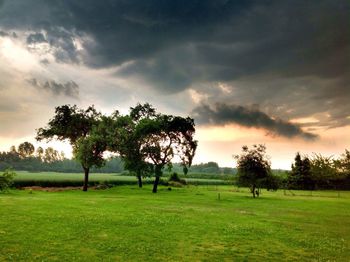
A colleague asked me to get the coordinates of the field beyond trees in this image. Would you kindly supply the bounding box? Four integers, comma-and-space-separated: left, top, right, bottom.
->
1, 185, 349, 261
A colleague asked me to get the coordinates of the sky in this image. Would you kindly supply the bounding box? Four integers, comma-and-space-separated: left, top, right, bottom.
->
0, 0, 349, 169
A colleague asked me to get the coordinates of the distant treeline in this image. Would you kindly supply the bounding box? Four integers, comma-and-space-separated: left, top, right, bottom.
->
0, 142, 236, 176
0, 143, 124, 173
3, 142, 349, 190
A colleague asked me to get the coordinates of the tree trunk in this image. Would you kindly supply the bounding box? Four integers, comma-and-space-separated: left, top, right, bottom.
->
137, 172, 143, 188
252, 184, 256, 198
83, 167, 89, 191
152, 176, 160, 193
152, 166, 162, 193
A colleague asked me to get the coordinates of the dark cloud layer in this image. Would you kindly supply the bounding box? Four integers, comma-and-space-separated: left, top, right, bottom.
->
28, 78, 79, 98
192, 103, 318, 140
0, 0, 349, 130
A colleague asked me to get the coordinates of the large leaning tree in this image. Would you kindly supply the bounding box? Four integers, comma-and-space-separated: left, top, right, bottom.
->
110, 103, 156, 188
36, 105, 107, 191
138, 114, 197, 193
234, 144, 271, 198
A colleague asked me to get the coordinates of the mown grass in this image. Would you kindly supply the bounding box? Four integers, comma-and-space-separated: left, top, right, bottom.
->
0, 185, 349, 261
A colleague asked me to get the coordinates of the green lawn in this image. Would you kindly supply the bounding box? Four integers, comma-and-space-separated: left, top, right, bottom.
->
1, 186, 349, 261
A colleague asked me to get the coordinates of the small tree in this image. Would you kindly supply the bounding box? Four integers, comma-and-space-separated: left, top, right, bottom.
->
288, 153, 314, 190
138, 114, 197, 193
111, 104, 156, 188
234, 144, 271, 198
310, 154, 336, 189
36, 105, 104, 191
74, 135, 106, 191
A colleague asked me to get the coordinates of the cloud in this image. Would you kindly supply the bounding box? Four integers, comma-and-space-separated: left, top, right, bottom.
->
0, 0, 349, 130
28, 78, 79, 98
26, 32, 47, 44
192, 103, 318, 140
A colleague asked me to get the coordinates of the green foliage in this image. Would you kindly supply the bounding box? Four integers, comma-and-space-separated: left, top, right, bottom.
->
263, 173, 282, 191
111, 105, 156, 187
0, 168, 16, 191
138, 113, 197, 192
310, 154, 337, 188
287, 151, 350, 190
36, 105, 101, 144
169, 172, 181, 182
73, 136, 106, 170
36, 105, 106, 191
168, 172, 187, 185
18, 142, 35, 158
234, 144, 271, 197
337, 150, 350, 176
288, 153, 314, 190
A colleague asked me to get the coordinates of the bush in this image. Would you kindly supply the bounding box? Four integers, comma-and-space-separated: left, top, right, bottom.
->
169, 172, 181, 182
264, 173, 281, 191
0, 168, 16, 191
169, 172, 187, 185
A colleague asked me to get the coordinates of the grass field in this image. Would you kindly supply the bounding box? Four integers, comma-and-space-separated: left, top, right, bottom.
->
1, 185, 349, 261
12, 171, 231, 187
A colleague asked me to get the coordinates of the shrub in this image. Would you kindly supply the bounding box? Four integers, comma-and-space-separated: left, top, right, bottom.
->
0, 168, 16, 191
169, 172, 181, 182
169, 172, 187, 185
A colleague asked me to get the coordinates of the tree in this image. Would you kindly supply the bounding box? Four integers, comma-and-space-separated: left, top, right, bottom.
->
43, 147, 60, 163
18, 142, 35, 158
138, 114, 197, 193
310, 154, 337, 189
73, 135, 106, 191
36, 146, 44, 160
234, 144, 271, 198
36, 105, 104, 191
112, 103, 157, 188
337, 150, 350, 175
288, 153, 314, 190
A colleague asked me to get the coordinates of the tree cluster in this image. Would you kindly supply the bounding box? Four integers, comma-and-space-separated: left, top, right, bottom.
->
287, 151, 350, 190
36, 103, 197, 192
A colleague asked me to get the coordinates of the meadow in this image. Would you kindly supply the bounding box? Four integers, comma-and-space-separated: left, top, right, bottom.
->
1, 185, 349, 261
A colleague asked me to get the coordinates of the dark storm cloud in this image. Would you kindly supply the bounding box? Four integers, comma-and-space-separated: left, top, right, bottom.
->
0, 0, 349, 128
192, 103, 318, 140
28, 78, 79, 98
0, 1, 348, 81
26, 32, 47, 44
